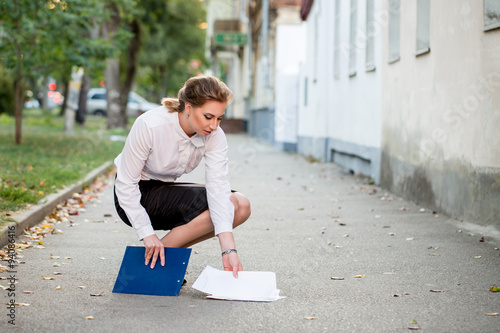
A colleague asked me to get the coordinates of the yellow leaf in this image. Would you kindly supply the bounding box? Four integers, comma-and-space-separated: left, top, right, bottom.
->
353, 275, 366, 278
85, 316, 94, 320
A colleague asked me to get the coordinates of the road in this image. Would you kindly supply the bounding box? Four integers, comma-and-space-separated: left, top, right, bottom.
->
2, 134, 499, 332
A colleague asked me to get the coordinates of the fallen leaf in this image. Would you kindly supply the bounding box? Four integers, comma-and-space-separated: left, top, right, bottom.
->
304, 317, 317, 320
7, 302, 30, 306
490, 286, 500, 292
408, 326, 422, 330
41, 275, 55, 280
353, 275, 365, 278
104, 214, 112, 217
53, 263, 60, 267
406, 237, 416, 241
23, 291, 34, 294
474, 256, 482, 259
54, 272, 62, 275
78, 286, 87, 289
50, 256, 60, 260
484, 313, 500, 316
330, 277, 345, 280
64, 257, 72, 259
429, 289, 444, 293
85, 316, 94, 320
55, 286, 61, 290
90, 291, 105, 297
479, 237, 485, 242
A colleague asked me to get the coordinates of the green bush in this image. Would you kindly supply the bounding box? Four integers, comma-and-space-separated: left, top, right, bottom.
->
0, 68, 14, 116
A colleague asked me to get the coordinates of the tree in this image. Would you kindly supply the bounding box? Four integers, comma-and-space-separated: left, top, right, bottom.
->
137, 0, 207, 100
0, 0, 114, 143
101, 0, 207, 129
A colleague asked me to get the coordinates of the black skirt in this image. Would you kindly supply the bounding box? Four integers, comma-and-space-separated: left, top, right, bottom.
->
114, 180, 209, 231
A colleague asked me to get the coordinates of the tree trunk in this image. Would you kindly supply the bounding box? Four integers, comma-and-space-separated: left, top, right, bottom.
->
119, 19, 140, 119
160, 65, 168, 99
59, 77, 70, 116
102, 2, 127, 129
14, 0, 23, 144
76, 73, 89, 125
14, 70, 23, 145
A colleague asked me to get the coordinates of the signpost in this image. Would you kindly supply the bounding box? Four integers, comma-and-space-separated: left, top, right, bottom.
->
214, 32, 248, 46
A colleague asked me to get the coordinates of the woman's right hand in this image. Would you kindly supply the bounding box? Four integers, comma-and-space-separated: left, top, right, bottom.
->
142, 234, 165, 269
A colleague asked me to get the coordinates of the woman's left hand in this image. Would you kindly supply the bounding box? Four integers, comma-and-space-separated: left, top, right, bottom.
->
222, 252, 243, 278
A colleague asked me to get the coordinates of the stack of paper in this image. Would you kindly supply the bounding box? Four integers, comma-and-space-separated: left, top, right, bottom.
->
192, 266, 285, 302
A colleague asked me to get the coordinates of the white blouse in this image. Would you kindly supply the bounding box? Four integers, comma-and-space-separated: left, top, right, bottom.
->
114, 106, 234, 241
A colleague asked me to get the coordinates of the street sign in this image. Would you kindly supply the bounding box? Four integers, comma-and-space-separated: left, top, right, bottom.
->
215, 32, 248, 46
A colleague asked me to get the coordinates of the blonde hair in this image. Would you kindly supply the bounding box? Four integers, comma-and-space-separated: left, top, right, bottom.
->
161, 75, 233, 112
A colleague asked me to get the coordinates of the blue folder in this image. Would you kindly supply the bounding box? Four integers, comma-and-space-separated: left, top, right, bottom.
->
112, 246, 191, 296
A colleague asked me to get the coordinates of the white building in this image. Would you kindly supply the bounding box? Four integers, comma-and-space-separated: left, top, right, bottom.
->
299, 0, 383, 183
380, 0, 500, 227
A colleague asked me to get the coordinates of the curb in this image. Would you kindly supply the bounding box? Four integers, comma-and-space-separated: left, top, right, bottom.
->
0, 161, 114, 249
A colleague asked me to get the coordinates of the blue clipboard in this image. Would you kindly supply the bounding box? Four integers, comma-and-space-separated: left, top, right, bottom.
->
112, 246, 191, 296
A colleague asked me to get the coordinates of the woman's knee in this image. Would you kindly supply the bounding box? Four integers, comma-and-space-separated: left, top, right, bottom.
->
231, 192, 251, 222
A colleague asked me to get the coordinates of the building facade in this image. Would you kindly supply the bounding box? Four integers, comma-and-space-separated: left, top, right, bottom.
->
205, 0, 500, 228
380, 0, 500, 226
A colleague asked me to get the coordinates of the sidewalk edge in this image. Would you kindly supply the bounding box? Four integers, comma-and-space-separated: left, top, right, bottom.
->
0, 161, 114, 249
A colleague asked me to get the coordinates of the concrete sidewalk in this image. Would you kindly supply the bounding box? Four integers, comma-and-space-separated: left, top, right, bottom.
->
2, 134, 499, 332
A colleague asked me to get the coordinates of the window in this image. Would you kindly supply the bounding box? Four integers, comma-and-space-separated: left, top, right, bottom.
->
304, 77, 308, 106
333, 0, 341, 79
416, 0, 430, 56
92, 93, 106, 100
314, 10, 320, 82
388, 0, 400, 64
365, 0, 375, 71
484, 0, 500, 31
349, 0, 358, 77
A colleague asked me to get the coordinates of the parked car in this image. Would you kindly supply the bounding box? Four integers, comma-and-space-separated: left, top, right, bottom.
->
86, 88, 161, 117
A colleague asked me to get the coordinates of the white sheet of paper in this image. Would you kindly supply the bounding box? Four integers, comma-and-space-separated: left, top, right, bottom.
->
192, 266, 285, 302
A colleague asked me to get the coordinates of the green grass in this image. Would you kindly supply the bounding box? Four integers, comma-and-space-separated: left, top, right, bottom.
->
0, 110, 127, 220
